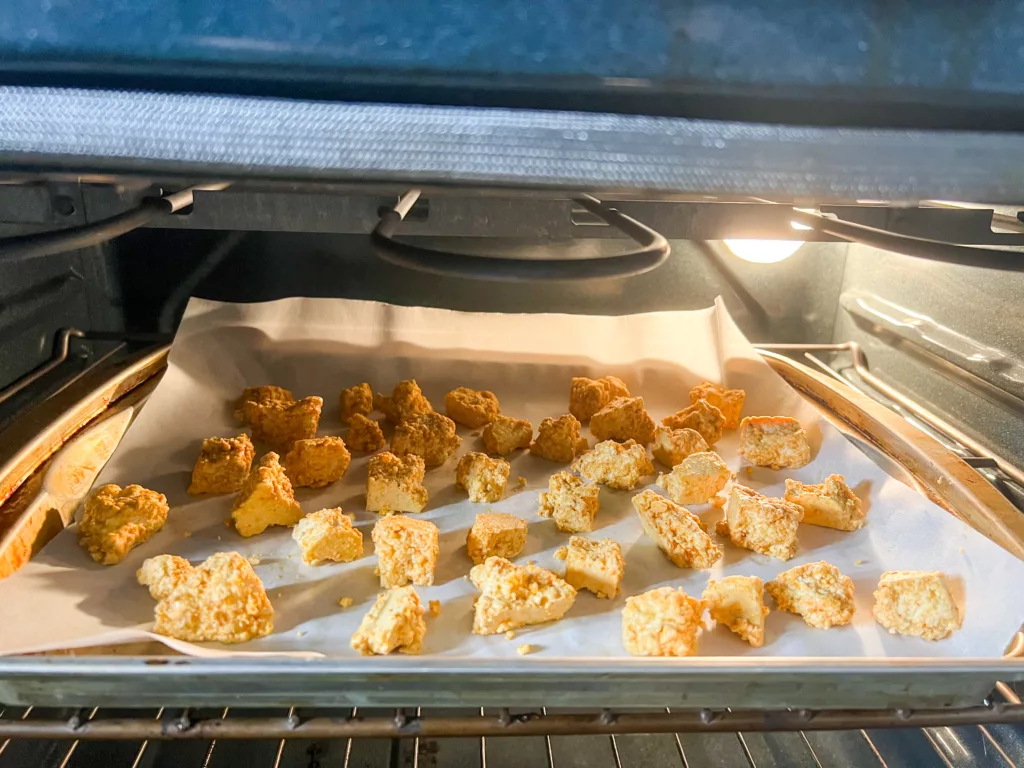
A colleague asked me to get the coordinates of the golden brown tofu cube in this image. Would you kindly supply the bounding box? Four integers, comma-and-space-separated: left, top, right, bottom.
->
784, 474, 865, 531
872, 570, 962, 640
249, 396, 323, 452
372, 515, 439, 588
340, 382, 373, 423
137, 552, 274, 643
717, 485, 803, 561
572, 439, 653, 490
537, 471, 601, 533
79, 484, 169, 565
390, 411, 461, 467
481, 414, 533, 455
655, 451, 730, 505
350, 586, 427, 655
590, 396, 656, 445
530, 414, 586, 462
374, 379, 433, 425
231, 452, 303, 538
662, 400, 725, 444
564, 536, 625, 599
445, 386, 500, 428
738, 416, 812, 469
366, 452, 429, 515
292, 507, 363, 565
283, 436, 351, 488
622, 587, 706, 657
235, 385, 294, 424
469, 556, 577, 635
188, 434, 255, 495
690, 381, 746, 430
568, 375, 630, 422
456, 452, 511, 502
631, 489, 722, 569
651, 425, 709, 468
346, 413, 386, 452
466, 512, 528, 565
703, 575, 769, 647
767, 561, 855, 629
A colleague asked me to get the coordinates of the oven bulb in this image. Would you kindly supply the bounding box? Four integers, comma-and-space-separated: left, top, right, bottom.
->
723, 239, 803, 263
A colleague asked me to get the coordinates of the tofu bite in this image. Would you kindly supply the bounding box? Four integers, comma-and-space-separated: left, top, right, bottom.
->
249, 396, 324, 452
482, 415, 533, 455
689, 382, 746, 430
569, 375, 631, 422
345, 413, 386, 452
703, 575, 769, 647
531, 414, 587, 462
390, 411, 462, 467
784, 474, 865, 531
655, 451, 730, 505
350, 586, 427, 655
651, 425, 710, 468
283, 436, 351, 488
231, 452, 304, 537
445, 386, 500, 428
340, 382, 373, 423
537, 471, 601, 533
717, 485, 802, 561
372, 515, 439, 588
188, 434, 255, 495
738, 416, 812, 469
873, 570, 962, 640
632, 489, 722, 569
572, 439, 653, 490
767, 561, 855, 629
564, 536, 625, 599
466, 512, 528, 565
292, 507, 363, 565
662, 400, 725, 445
590, 396, 656, 445
366, 452, 429, 515
79, 483, 169, 565
469, 556, 577, 635
137, 552, 274, 643
456, 452, 511, 502
374, 379, 433, 425
235, 385, 293, 424
622, 587, 706, 657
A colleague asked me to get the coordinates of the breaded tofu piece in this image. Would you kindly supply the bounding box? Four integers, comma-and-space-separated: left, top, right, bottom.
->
590, 396, 656, 445
374, 379, 433, 425
456, 452, 511, 502
656, 451, 730, 505
767, 561, 855, 629
79, 484, 169, 565
283, 436, 351, 488
235, 385, 293, 424
873, 570, 962, 640
445, 386, 500, 428
784, 474, 865, 531
137, 552, 274, 643
469, 556, 577, 635
340, 382, 373, 423
564, 536, 625, 599
738, 416, 812, 469
703, 575, 769, 647
632, 489, 722, 569
390, 411, 461, 467
690, 382, 746, 430
350, 586, 427, 655
537, 471, 601, 533
366, 452, 429, 515
622, 587, 706, 657
345, 413, 386, 452
188, 434, 255, 495
717, 485, 802, 561
531, 414, 586, 462
372, 515, 439, 588
482, 414, 533, 455
572, 439, 653, 490
662, 400, 725, 445
292, 507, 363, 565
569, 375, 630, 422
466, 512, 528, 565
231, 452, 304, 537
651, 425, 709, 468
249, 396, 323, 452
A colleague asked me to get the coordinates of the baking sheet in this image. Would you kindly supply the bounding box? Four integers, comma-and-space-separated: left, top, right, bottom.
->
0, 297, 1022, 660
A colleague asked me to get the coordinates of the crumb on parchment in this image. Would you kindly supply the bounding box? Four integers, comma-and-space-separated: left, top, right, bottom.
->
429, 600, 441, 617
517, 644, 537, 655
339, 597, 354, 608
554, 546, 568, 561
505, 630, 517, 640
517, 477, 527, 487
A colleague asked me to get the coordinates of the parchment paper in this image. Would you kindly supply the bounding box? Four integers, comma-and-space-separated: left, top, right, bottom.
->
0, 297, 1022, 659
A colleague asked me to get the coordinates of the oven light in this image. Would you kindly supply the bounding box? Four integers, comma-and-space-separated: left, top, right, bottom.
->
723, 239, 803, 263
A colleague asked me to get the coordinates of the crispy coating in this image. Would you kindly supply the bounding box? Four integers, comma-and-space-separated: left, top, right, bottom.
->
662, 400, 725, 445
651, 426, 709, 468
569, 375, 630, 422
189, 434, 255, 495
456, 452, 511, 503
79, 483, 169, 565
572, 439, 653, 490
445, 386, 500, 428
292, 507, 363, 565
374, 379, 433, 425
345, 413, 386, 452
350, 586, 426, 655
537, 471, 601, 533
767, 561, 855, 629
590, 396, 656, 445
564, 536, 625, 599
466, 512, 528, 565
482, 414, 534, 455
530, 414, 585, 463
873, 570, 962, 640
469, 556, 577, 635
372, 515, 439, 588
717, 485, 803, 561
738, 416, 812, 469
655, 451, 730, 505
137, 552, 274, 643
703, 575, 769, 647
231, 452, 303, 537
283, 436, 351, 488
340, 382, 373, 423
632, 489, 722, 569
390, 411, 461, 467
622, 587, 706, 657
249, 396, 323, 452
366, 452, 429, 515
235, 385, 293, 424
785, 474, 865, 531
689, 382, 746, 430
